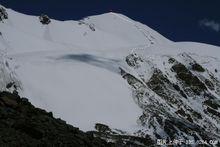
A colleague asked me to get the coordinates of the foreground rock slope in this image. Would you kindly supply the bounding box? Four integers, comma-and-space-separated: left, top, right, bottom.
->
0, 91, 111, 146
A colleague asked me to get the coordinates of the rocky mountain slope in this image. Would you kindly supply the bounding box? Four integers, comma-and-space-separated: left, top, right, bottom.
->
0, 4, 220, 146
121, 51, 220, 145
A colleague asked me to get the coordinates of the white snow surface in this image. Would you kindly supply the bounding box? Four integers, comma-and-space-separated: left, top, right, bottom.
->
0, 5, 220, 133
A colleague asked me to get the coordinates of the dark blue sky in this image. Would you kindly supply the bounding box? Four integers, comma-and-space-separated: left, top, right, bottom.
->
1, 0, 220, 46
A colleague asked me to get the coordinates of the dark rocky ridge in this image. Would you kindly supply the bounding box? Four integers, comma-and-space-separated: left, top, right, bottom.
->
0, 91, 113, 146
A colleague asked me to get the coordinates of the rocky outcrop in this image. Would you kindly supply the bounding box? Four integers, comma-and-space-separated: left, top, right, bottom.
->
171, 62, 207, 95
125, 53, 143, 67
0, 7, 8, 22
39, 14, 51, 25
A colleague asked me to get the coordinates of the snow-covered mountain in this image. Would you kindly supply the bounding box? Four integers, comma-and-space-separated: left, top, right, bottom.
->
0, 5, 220, 146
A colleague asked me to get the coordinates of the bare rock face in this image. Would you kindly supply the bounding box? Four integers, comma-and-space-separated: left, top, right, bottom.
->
171, 62, 207, 95
39, 14, 51, 25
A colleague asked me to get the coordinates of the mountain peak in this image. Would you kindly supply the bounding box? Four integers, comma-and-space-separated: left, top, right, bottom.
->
0, 5, 220, 146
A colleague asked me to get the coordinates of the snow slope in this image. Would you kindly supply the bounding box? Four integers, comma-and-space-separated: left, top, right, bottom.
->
1, 5, 220, 142
12, 50, 142, 132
